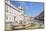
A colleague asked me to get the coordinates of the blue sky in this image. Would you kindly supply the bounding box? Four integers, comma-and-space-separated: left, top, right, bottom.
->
10, 1, 44, 17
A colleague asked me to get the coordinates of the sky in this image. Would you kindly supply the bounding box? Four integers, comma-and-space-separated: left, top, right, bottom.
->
10, 1, 44, 17
10, 0, 44, 2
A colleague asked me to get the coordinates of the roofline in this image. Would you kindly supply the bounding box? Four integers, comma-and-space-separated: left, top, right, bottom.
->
5, 1, 23, 12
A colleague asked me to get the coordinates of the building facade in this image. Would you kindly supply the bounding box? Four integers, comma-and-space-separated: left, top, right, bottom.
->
34, 11, 44, 24
5, 0, 19, 23
5, 0, 24, 24
5, 0, 33, 24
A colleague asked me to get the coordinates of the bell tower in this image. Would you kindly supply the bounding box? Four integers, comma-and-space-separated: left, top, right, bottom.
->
18, 6, 24, 14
